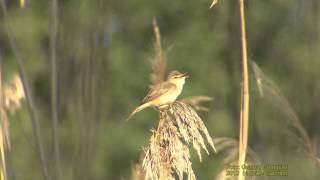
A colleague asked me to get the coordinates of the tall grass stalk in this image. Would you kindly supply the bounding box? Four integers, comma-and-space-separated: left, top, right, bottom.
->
49, 0, 62, 178
0, 52, 7, 180
0, 1, 51, 179
238, 0, 249, 180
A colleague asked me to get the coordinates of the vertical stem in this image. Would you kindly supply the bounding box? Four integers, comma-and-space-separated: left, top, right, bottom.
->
49, 0, 62, 179
0, 51, 7, 180
238, 0, 249, 180
0, 1, 51, 179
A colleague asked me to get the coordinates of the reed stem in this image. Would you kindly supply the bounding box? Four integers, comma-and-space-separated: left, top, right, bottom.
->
238, 0, 249, 180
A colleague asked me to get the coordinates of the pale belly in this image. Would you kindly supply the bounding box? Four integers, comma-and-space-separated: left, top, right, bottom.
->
156, 89, 182, 105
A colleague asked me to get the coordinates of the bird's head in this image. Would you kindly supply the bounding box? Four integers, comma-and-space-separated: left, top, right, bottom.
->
167, 70, 188, 84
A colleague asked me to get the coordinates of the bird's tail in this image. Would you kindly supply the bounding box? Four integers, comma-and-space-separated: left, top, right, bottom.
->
126, 102, 151, 121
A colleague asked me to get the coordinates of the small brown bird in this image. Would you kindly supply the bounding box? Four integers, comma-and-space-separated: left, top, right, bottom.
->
127, 70, 188, 121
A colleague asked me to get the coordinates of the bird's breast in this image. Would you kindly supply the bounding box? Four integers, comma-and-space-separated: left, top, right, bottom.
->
157, 86, 183, 105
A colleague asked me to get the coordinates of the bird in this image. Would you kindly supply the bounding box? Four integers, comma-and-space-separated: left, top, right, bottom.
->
127, 70, 188, 121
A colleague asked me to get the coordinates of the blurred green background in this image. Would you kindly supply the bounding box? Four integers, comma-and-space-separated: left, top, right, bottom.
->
0, 0, 319, 179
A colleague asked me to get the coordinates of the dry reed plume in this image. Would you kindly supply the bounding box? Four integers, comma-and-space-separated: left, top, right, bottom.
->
252, 61, 320, 165
2, 74, 25, 150
0, 72, 25, 180
142, 101, 216, 180
150, 19, 166, 86
4, 74, 25, 113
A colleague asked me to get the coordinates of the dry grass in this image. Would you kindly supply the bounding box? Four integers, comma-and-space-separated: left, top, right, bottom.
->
237, 0, 249, 180
0, 73, 26, 180
150, 19, 167, 86
4, 74, 25, 113
142, 101, 216, 180
131, 162, 145, 180
0, 65, 26, 180
210, 0, 219, 9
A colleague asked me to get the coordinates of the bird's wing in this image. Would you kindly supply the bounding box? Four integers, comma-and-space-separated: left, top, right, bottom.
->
141, 82, 176, 105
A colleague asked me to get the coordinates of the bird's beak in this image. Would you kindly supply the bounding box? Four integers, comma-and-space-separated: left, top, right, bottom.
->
181, 72, 189, 78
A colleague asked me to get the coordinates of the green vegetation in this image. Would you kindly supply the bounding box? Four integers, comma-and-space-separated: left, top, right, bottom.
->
0, 0, 319, 179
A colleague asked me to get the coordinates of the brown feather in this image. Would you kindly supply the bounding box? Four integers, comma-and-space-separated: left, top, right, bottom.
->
141, 82, 177, 105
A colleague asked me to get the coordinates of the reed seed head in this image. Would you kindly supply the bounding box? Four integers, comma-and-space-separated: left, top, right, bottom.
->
142, 101, 216, 180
